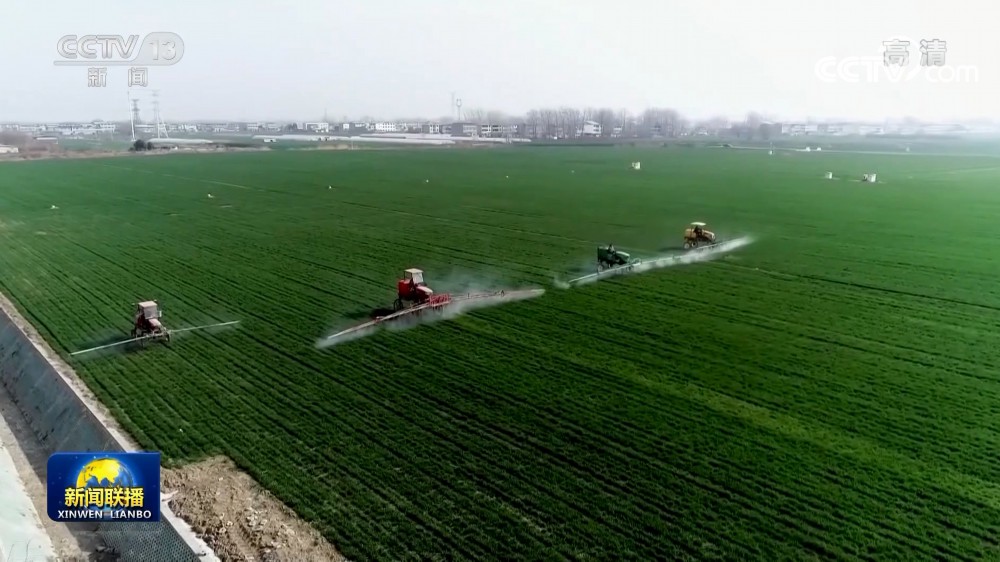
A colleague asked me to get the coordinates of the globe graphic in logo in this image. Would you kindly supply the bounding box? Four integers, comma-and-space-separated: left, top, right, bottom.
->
75, 458, 136, 511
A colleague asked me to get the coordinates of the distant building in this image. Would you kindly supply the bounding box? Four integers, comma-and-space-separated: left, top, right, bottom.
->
582, 120, 602, 136
480, 124, 503, 137
451, 122, 478, 136
304, 122, 330, 133
422, 123, 441, 134
0, 145, 19, 154
781, 123, 819, 135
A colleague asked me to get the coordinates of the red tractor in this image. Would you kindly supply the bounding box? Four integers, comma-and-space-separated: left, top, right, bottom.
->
131, 300, 170, 343
394, 268, 450, 311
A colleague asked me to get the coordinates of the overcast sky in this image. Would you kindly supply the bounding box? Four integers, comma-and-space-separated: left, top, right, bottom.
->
0, 0, 995, 123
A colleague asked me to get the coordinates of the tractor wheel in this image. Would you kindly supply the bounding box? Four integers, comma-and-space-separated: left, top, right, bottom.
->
393, 298, 403, 311
164, 331, 171, 343
683, 242, 692, 250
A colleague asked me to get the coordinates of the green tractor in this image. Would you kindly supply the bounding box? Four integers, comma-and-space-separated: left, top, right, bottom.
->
597, 244, 636, 271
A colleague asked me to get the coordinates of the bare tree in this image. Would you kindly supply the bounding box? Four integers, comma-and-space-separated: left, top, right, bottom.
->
704, 116, 729, 135
558, 107, 581, 137
595, 108, 616, 137
638, 108, 655, 137
485, 111, 508, 125
539, 108, 558, 138
525, 109, 541, 138
743, 111, 763, 140
464, 108, 487, 124
619, 109, 635, 137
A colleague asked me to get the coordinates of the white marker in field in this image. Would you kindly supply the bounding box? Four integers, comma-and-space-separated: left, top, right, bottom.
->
207, 193, 214, 198
631, 162, 641, 170
825, 172, 833, 179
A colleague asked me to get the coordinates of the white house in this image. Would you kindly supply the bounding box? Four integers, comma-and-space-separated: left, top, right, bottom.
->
582, 120, 602, 136
0, 145, 19, 154
781, 123, 819, 135
451, 122, 478, 136
304, 122, 330, 133
480, 124, 503, 137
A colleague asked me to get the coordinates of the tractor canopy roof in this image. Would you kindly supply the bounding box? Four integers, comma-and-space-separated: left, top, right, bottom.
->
403, 268, 424, 283
690, 222, 707, 227
137, 301, 160, 319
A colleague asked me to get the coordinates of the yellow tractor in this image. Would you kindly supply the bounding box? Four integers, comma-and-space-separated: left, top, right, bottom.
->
683, 222, 718, 250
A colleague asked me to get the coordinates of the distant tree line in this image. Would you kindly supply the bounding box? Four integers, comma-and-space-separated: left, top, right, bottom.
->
413, 107, 780, 140
98, 106, 783, 141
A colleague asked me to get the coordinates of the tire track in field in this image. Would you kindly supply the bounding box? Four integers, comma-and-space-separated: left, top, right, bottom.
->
238, 332, 561, 559
548, 288, 1000, 520
335, 199, 597, 245
459, 315, 999, 554
657, 287, 1000, 418
462, 302, 1000, 552
104, 163, 633, 264
717, 262, 1000, 313
920, 165, 1000, 178
365, 341, 712, 557
99, 164, 292, 196
699, 266, 1000, 381
669, 276, 1000, 376
643, 374, 1000, 511
382, 322, 892, 555
640, 300, 996, 480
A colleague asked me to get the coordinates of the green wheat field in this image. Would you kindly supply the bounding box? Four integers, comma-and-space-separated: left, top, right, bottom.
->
2, 141, 1000, 560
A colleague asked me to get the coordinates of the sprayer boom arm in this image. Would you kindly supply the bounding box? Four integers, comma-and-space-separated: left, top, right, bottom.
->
70, 320, 240, 357
322, 289, 544, 344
